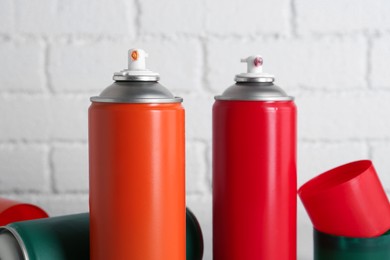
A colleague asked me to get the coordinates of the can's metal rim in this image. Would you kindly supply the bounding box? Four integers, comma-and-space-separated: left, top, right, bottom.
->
0, 226, 29, 260
214, 95, 294, 101
113, 75, 160, 82
90, 97, 183, 103
235, 76, 274, 83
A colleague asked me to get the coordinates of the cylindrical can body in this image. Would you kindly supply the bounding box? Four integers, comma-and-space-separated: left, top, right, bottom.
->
299, 160, 390, 238
0, 198, 48, 226
0, 210, 203, 260
89, 102, 185, 260
0, 213, 89, 260
213, 100, 297, 259
314, 229, 390, 260
187, 208, 204, 260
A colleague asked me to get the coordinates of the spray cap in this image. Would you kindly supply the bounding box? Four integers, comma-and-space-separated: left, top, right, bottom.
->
113, 48, 160, 81
235, 55, 274, 83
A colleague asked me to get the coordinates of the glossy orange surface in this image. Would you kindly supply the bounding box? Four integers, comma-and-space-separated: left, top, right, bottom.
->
89, 102, 185, 260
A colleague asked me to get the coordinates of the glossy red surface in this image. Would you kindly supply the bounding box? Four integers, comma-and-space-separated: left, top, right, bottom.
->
213, 100, 297, 260
299, 160, 390, 238
0, 198, 48, 226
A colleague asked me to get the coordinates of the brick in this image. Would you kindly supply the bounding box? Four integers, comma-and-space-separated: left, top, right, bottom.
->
16, 0, 135, 35
0, 95, 89, 141
49, 42, 126, 93
0, 144, 49, 192
33, 194, 89, 216
298, 141, 368, 186
370, 141, 390, 192
207, 37, 366, 94
186, 141, 208, 194
183, 94, 213, 140
49, 39, 202, 93
371, 36, 390, 89
0, 41, 45, 92
186, 194, 212, 260
0, 0, 14, 33
140, 0, 205, 35
298, 92, 390, 140
140, 39, 203, 93
205, 0, 289, 35
0, 96, 51, 141
52, 144, 88, 192
296, 0, 390, 34
49, 96, 89, 140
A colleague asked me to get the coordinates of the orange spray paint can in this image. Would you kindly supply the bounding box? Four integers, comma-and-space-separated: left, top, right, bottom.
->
89, 49, 185, 260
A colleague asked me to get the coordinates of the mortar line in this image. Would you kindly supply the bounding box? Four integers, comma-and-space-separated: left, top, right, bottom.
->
47, 144, 59, 194
289, 0, 298, 37
0, 140, 88, 146
365, 34, 373, 89
366, 139, 373, 160
43, 38, 55, 94
200, 37, 212, 94
203, 139, 213, 194
134, 0, 142, 38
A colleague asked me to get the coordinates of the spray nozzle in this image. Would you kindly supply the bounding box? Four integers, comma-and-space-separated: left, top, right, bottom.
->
128, 49, 149, 71
235, 54, 274, 82
241, 55, 264, 74
114, 48, 159, 81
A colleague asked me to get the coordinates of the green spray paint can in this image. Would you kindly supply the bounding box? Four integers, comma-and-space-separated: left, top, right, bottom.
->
0, 213, 89, 260
0, 209, 203, 260
314, 228, 390, 260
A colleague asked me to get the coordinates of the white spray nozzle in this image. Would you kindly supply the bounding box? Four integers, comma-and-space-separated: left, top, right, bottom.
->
128, 48, 149, 71
241, 55, 263, 74
235, 54, 274, 82
114, 48, 160, 81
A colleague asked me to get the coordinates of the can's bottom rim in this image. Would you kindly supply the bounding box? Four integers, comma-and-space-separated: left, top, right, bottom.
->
0, 226, 29, 260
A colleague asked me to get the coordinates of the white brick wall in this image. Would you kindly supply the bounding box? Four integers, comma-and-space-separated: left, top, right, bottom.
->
371, 36, 390, 89
1, 1, 390, 260
140, 0, 205, 35
0, 40, 45, 92
0, 144, 49, 192
205, 0, 289, 35
207, 36, 366, 92
296, 0, 390, 34
0, 0, 14, 33
52, 143, 89, 192
16, 0, 136, 36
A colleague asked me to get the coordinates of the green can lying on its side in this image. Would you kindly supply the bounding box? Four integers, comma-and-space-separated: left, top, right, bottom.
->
0, 208, 204, 260
186, 208, 204, 260
0, 213, 89, 260
314, 228, 390, 260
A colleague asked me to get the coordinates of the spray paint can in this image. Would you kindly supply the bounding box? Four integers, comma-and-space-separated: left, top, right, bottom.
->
314, 228, 390, 260
186, 208, 204, 260
213, 56, 297, 259
0, 213, 89, 260
0, 197, 48, 226
0, 209, 204, 260
89, 49, 185, 260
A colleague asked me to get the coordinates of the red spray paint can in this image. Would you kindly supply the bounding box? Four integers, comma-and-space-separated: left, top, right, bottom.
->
89, 49, 185, 260
213, 56, 297, 259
